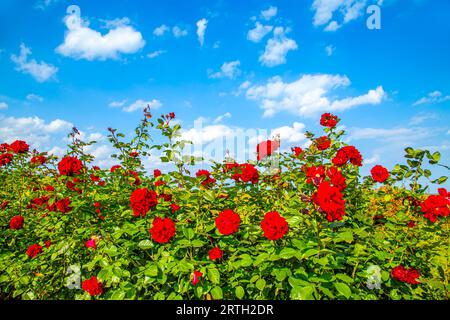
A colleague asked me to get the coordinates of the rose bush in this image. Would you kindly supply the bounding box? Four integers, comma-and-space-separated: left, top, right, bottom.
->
0, 110, 448, 300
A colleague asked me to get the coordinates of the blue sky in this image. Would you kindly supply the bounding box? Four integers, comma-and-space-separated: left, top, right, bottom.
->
0, 0, 449, 187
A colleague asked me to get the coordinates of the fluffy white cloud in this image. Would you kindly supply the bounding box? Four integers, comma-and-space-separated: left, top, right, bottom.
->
271, 122, 306, 143
11, 44, 58, 82
363, 153, 381, 165
247, 22, 273, 43
0, 102, 8, 109
209, 60, 241, 79
413, 91, 450, 106
108, 100, 127, 108
122, 99, 162, 113
259, 27, 297, 67
153, 24, 169, 36
245, 74, 386, 117
147, 50, 166, 59
196, 18, 208, 46
0, 115, 73, 148
312, 0, 367, 31
26, 94, 44, 102
261, 6, 278, 20
56, 10, 145, 61
172, 26, 188, 38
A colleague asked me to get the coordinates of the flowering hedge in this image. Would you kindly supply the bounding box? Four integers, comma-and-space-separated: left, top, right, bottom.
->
0, 110, 448, 300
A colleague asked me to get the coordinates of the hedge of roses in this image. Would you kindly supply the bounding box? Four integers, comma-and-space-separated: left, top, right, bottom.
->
0, 109, 448, 300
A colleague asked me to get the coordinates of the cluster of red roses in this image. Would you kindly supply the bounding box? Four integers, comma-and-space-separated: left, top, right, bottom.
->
420, 188, 449, 223
224, 162, 260, 184
196, 169, 216, 186
0, 140, 30, 167
391, 265, 420, 285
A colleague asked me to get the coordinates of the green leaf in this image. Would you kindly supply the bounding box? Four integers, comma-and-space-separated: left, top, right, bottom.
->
335, 274, 354, 284
334, 282, 351, 299
110, 290, 126, 300
235, 286, 245, 299
290, 286, 315, 300
138, 240, 154, 250
302, 249, 318, 259
279, 248, 298, 259
144, 264, 158, 277
256, 278, 266, 291
211, 286, 223, 300
208, 268, 220, 284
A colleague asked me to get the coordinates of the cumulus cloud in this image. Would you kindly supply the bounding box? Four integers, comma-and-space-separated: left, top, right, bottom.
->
172, 26, 188, 38
153, 24, 169, 36
208, 60, 241, 79
245, 74, 386, 117
11, 44, 58, 82
56, 9, 145, 60
196, 18, 208, 46
259, 27, 297, 67
0, 115, 73, 148
121, 99, 162, 113
312, 0, 367, 31
261, 6, 278, 20
413, 91, 450, 106
247, 22, 273, 43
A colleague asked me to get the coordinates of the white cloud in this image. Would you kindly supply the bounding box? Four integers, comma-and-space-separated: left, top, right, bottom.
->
56, 9, 145, 61
209, 60, 241, 79
261, 6, 278, 20
147, 50, 166, 59
0, 115, 73, 148
312, 0, 367, 31
413, 91, 450, 106
409, 113, 438, 125
34, 0, 61, 10
101, 17, 131, 29
196, 18, 208, 46
172, 26, 188, 38
26, 94, 44, 102
0, 102, 8, 110
348, 127, 431, 143
271, 122, 306, 143
11, 44, 58, 82
213, 112, 232, 124
324, 21, 341, 32
247, 22, 273, 43
153, 24, 169, 36
259, 27, 297, 67
109, 100, 127, 108
122, 99, 162, 113
325, 45, 335, 56
246, 73, 386, 117
363, 154, 381, 165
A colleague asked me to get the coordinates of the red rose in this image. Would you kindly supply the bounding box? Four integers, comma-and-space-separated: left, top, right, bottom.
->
316, 136, 331, 151
215, 209, 240, 235
312, 181, 346, 222
305, 165, 325, 185
110, 165, 121, 173
58, 156, 83, 176
192, 270, 202, 286
208, 247, 223, 261
10, 215, 24, 230
31, 155, 46, 165
150, 217, 176, 243
82, 276, 103, 296
420, 189, 449, 223
26, 244, 42, 258
292, 147, 303, 158
371, 165, 389, 183
85, 238, 97, 249
260, 211, 288, 241
154, 169, 162, 178
9, 140, 29, 154
128, 170, 141, 186
407, 220, 415, 228
320, 113, 339, 128
257, 139, 280, 161
45, 240, 51, 248
391, 266, 420, 285
130, 188, 158, 217
196, 169, 216, 186
327, 167, 346, 191
332, 146, 362, 167
0, 153, 13, 166
171, 203, 180, 213
129, 151, 139, 157
56, 198, 72, 213
45, 185, 55, 192
233, 163, 259, 184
